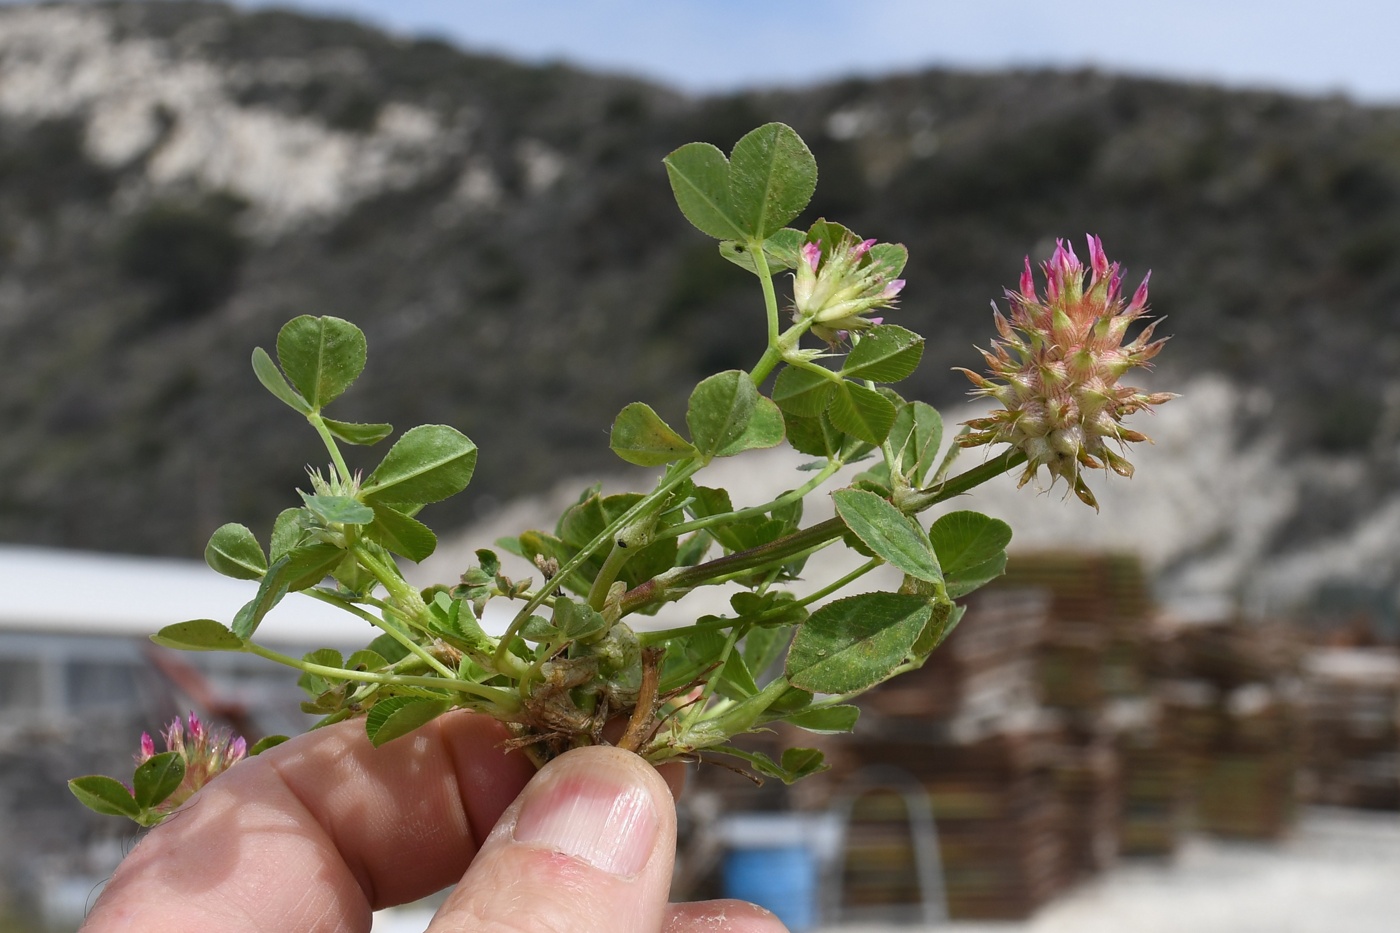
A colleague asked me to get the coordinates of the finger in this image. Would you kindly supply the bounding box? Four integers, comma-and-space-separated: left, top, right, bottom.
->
427, 745, 675, 933
665, 900, 790, 933
82, 712, 537, 932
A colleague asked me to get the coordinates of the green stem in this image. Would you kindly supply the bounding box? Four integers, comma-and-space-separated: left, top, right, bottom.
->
587, 540, 634, 611
244, 642, 521, 710
659, 459, 843, 541
750, 245, 784, 385
496, 460, 703, 667
304, 588, 458, 680
622, 449, 1028, 615
308, 412, 353, 487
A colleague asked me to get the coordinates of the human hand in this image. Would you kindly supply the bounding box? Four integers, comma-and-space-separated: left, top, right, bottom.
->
80, 713, 787, 933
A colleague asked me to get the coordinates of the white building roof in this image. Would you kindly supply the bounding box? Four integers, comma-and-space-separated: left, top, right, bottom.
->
0, 545, 370, 646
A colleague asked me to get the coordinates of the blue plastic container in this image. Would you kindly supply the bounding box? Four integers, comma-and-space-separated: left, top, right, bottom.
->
722, 844, 818, 932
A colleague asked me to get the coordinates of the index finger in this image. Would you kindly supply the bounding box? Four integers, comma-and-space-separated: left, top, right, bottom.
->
83, 711, 538, 932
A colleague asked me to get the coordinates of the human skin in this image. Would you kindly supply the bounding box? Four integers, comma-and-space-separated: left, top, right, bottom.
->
80, 713, 787, 933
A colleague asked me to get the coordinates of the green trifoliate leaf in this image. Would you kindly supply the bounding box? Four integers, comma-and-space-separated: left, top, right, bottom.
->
889, 401, 943, 487
610, 402, 696, 467
365, 697, 450, 747
132, 751, 185, 810
366, 502, 437, 563
204, 523, 267, 581
833, 489, 942, 584
719, 227, 806, 275
150, 619, 246, 652
323, 417, 393, 446
361, 424, 478, 508
251, 346, 311, 415
727, 123, 818, 239
664, 123, 816, 241
841, 325, 925, 383
772, 365, 835, 418
276, 315, 367, 410
827, 381, 896, 445
715, 395, 785, 457
68, 775, 140, 819
786, 592, 932, 694
302, 494, 374, 526
687, 370, 758, 459
929, 511, 1012, 580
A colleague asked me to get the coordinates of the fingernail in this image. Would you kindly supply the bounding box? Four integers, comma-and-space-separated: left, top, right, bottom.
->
513, 766, 659, 877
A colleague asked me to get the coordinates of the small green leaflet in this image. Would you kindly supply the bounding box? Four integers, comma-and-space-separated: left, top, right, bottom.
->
276, 315, 367, 410
610, 402, 695, 466
151, 619, 246, 652
365, 697, 450, 747
204, 523, 267, 581
833, 488, 942, 584
361, 424, 478, 508
786, 592, 932, 694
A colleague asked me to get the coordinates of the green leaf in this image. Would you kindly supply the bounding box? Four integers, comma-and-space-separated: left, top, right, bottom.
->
914, 601, 964, 657
833, 489, 942, 584
276, 315, 367, 410
841, 325, 925, 383
231, 558, 292, 639
772, 365, 835, 417
664, 124, 816, 242
946, 552, 1008, 599
782, 409, 846, 459
610, 402, 696, 466
366, 502, 438, 563
323, 417, 393, 446
719, 227, 806, 275
780, 747, 829, 780
361, 424, 478, 508
889, 402, 944, 486
204, 523, 267, 581
282, 542, 346, 592
687, 370, 757, 459
132, 751, 185, 810
726, 123, 818, 239
827, 381, 896, 445
270, 508, 311, 561
930, 511, 1013, 578
68, 775, 140, 819
151, 619, 246, 652
663, 141, 745, 240
867, 241, 909, 281
365, 697, 450, 747
301, 494, 374, 526
780, 705, 860, 734
554, 598, 607, 642
786, 592, 932, 694
715, 395, 785, 457
249, 735, 290, 756
345, 649, 389, 673
251, 346, 311, 415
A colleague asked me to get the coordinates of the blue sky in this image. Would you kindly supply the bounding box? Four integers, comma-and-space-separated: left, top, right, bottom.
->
228, 0, 1400, 104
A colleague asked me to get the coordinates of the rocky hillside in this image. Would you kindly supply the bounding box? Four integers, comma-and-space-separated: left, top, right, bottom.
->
2, 2, 1399, 616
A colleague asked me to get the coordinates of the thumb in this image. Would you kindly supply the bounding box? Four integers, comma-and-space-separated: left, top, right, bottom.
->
427, 745, 676, 933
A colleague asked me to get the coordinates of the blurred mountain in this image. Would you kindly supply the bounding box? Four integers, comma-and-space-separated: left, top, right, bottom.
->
1, 2, 1398, 612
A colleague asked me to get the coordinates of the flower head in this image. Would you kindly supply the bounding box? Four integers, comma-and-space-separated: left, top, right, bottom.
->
135, 711, 247, 813
957, 235, 1174, 508
792, 231, 904, 346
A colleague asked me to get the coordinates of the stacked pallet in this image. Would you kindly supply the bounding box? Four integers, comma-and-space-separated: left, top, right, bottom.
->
1155, 619, 1303, 839
834, 728, 1068, 921
995, 553, 1175, 862
1300, 648, 1400, 810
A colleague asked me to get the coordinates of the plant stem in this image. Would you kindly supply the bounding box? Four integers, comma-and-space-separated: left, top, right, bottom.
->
621, 448, 1027, 615
496, 460, 703, 666
750, 245, 783, 384
659, 458, 843, 540
308, 412, 354, 487
304, 588, 459, 680
243, 642, 521, 710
